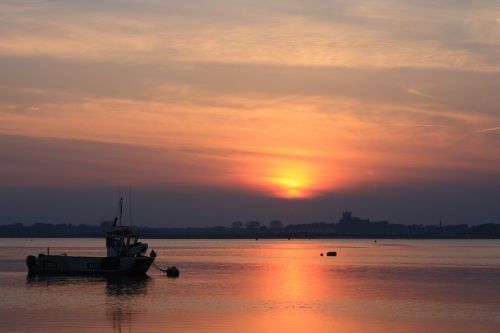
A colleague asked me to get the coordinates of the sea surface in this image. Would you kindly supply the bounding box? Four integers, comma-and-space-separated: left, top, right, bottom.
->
0, 238, 499, 333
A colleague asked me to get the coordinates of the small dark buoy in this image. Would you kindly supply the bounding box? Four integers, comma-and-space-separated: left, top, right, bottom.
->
166, 266, 180, 278
326, 251, 337, 257
374, 240, 377, 243
288, 238, 290, 240
320, 253, 323, 256
256, 238, 258, 241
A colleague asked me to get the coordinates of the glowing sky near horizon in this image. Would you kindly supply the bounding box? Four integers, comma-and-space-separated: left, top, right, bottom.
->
1, 0, 499, 201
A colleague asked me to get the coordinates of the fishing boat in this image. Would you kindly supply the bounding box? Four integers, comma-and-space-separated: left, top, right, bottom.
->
26, 198, 155, 275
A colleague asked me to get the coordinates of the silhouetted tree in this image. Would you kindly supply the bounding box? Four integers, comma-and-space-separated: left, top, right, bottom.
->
245, 221, 260, 230
231, 221, 243, 229
268, 220, 283, 233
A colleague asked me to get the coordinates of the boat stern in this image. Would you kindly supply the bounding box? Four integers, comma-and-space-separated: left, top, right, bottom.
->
26, 255, 37, 275
122, 256, 155, 275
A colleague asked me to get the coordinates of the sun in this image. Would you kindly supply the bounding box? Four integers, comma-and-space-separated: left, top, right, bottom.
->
241, 158, 333, 199
267, 167, 315, 199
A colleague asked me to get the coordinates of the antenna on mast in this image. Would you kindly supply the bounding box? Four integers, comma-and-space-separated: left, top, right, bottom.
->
119, 197, 123, 227
129, 185, 133, 227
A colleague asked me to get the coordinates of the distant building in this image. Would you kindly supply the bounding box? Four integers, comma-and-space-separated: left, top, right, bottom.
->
336, 211, 389, 234
340, 211, 352, 222
338, 211, 373, 224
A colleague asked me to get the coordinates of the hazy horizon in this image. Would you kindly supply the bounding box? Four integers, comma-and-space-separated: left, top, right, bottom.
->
1, 184, 499, 227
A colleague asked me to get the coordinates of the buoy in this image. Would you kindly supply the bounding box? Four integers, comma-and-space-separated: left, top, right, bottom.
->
326, 251, 337, 256
320, 253, 323, 256
166, 266, 180, 278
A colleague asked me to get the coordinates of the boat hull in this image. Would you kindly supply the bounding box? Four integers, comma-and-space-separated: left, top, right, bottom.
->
27, 254, 154, 276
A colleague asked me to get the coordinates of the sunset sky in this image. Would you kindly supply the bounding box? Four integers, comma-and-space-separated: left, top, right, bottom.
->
1, 0, 499, 226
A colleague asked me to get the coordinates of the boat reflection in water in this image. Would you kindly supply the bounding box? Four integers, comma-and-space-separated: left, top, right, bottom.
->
105, 275, 150, 297
105, 275, 150, 333
26, 274, 150, 293
26, 274, 150, 333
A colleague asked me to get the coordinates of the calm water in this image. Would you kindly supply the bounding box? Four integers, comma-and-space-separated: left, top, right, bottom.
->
0, 238, 499, 333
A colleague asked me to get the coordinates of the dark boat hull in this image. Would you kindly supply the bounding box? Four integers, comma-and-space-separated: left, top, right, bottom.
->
26, 254, 154, 276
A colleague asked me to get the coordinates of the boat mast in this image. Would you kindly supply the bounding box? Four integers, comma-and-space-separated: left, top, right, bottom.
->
129, 185, 133, 227
119, 197, 123, 227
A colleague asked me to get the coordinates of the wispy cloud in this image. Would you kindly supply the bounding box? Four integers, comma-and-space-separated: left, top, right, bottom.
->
0, 1, 499, 71
403, 87, 437, 100
477, 126, 500, 133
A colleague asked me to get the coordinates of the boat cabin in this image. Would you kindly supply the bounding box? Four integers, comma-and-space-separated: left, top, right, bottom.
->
106, 226, 147, 257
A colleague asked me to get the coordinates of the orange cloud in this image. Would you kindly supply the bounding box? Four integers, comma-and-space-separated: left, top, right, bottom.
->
1, 1, 499, 197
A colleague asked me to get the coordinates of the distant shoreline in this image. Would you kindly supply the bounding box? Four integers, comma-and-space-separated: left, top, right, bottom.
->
2, 211, 499, 239
1, 234, 499, 240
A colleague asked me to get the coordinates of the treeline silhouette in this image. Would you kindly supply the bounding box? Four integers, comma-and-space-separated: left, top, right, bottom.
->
1, 212, 499, 238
